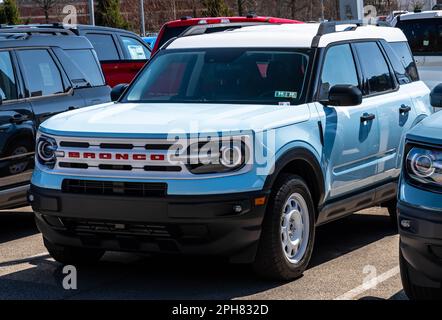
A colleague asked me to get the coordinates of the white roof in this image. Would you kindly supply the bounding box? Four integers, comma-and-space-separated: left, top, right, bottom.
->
398, 10, 442, 20
167, 23, 408, 50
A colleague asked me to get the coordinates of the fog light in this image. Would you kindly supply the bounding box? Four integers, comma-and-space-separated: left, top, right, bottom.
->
401, 219, 412, 229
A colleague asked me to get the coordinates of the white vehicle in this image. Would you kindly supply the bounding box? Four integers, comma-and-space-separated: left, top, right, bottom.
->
393, 10, 442, 93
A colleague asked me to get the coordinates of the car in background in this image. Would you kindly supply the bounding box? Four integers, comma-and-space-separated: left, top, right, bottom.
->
143, 34, 157, 48
393, 10, 442, 97
151, 15, 303, 54
386, 10, 408, 25
0, 24, 152, 87
0, 32, 111, 210
398, 85, 442, 300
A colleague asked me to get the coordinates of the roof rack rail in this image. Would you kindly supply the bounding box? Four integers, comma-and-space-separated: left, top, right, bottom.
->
0, 27, 74, 36
311, 19, 388, 47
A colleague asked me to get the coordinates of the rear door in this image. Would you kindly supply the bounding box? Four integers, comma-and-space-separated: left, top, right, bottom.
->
0, 50, 34, 200
115, 34, 151, 84
15, 48, 85, 126
352, 41, 414, 186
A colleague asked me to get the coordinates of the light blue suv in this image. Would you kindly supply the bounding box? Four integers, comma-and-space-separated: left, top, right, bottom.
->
398, 84, 442, 299
29, 22, 433, 280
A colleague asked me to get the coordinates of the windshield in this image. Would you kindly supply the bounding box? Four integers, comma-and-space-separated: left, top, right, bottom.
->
123, 48, 311, 105
397, 18, 442, 55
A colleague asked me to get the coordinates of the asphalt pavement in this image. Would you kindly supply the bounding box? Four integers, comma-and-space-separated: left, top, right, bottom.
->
0, 206, 407, 300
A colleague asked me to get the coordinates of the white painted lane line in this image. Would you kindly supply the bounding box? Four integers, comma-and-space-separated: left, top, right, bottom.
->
334, 266, 400, 300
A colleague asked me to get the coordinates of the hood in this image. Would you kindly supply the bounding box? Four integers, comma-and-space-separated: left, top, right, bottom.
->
40, 102, 310, 138
407, 112, 442, 145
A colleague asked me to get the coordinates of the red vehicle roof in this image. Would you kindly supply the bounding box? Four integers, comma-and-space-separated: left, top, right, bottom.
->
152, 16, 303, 53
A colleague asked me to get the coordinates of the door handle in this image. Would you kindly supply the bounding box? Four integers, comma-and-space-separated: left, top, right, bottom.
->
9, 113, 28, 124
399, 105, 412, 114
360, 113, 376, 122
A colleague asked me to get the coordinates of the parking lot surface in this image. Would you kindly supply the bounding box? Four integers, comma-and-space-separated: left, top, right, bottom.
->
0, 207, 407, 300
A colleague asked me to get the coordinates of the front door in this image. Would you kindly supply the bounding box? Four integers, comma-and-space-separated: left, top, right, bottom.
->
317, 43, 380, 201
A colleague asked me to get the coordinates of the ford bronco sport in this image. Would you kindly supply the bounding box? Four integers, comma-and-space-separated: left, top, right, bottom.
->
398, 84, 442, 300
30, 22, 432, 280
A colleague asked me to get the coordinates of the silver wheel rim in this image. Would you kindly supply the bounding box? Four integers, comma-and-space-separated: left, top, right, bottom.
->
280, 193, 310, 264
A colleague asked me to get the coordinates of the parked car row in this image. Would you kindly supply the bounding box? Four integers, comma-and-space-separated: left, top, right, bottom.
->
0, 14, 441, 300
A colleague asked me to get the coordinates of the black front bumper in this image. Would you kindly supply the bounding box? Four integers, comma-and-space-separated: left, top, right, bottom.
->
398, 201, 442, 287
30, 185, 269, 263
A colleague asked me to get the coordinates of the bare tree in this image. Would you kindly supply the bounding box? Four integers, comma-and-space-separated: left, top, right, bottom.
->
34, 0, 59, 23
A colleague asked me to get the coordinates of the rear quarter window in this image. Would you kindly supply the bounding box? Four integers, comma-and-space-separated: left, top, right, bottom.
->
383, 41, 419, 83
85, 33, 120, 61
64, 49, 105, 87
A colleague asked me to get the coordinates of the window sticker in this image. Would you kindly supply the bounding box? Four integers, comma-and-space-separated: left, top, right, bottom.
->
423, 40, 430, 47
127, 45, 146, 60
275, 91, 297, 99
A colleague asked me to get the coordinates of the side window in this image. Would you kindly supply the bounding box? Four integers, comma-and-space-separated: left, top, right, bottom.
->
121, 36, 151, 60
388, 42, 419, 82
354, 42, 395, 95
85, 33, 119, 61
319, 44, 359, 100
17, 49, 65, 97
0, 51, 17, 101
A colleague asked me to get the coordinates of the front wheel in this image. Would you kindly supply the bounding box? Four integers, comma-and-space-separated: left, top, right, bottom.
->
253, 174, 316, 280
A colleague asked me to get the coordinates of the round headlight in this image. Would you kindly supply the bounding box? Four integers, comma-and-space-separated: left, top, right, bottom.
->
37, 136, 57, 166
411, 154, 435, 178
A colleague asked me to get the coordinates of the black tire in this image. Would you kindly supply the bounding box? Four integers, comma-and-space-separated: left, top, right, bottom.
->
44, 238, 105, 265
385, 199, 398, 228
253, 174, 316, 281
400, 247, 442, 300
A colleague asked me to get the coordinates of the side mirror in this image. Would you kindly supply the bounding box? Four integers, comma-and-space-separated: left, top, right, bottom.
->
430, 83, 442, 108
322, 85, 363, 107
111, 83, 129, 102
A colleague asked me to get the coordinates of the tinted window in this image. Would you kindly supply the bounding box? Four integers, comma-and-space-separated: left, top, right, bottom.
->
17, 49, 65, 97
65, 49, 105, 86
86, 33, 119, 61
125, 48, 311, 105
121, 36, 151, 60
157, 26, 188, 49
383, 41, 419, 83
397, 19, 442, 55
320, 44, 359, 99
354, 42, 394, 95
0, 51, 17, 101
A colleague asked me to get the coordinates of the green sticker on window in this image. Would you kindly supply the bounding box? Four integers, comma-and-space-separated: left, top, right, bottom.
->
275, 91, 297, 99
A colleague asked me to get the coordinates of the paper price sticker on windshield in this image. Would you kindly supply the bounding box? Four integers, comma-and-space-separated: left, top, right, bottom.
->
275, 91, 297, 99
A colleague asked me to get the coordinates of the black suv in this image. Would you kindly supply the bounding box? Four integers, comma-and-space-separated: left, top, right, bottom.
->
1, 24, 152, 87
0, 32, 111, 210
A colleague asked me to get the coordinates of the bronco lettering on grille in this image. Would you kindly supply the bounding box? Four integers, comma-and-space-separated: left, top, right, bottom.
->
67, 153, 164, 161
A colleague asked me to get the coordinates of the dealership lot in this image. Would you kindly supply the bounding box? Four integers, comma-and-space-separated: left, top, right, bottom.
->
0, 207, 406, 300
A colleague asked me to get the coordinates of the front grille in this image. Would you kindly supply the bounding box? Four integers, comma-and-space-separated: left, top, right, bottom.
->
62, 179, 167, 197
60, 218, 172, 238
